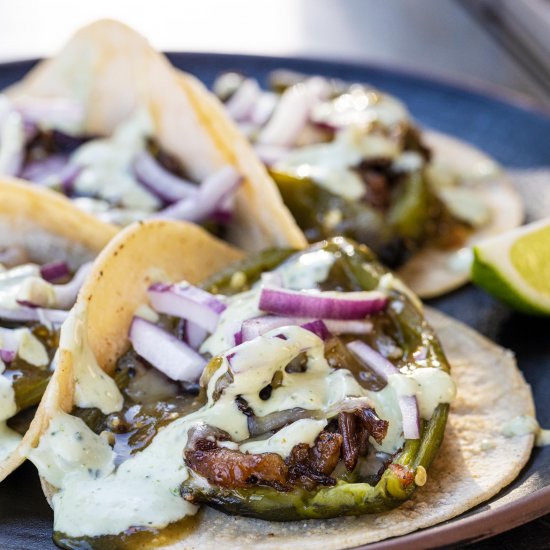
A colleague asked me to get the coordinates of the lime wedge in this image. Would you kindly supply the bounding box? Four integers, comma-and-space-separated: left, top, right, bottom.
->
472, 218, 550, 315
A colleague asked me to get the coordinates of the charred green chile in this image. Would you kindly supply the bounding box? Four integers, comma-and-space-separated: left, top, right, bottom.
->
182, 238, 450, 520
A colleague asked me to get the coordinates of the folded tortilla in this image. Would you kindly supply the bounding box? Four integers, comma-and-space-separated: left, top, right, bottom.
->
0, 177, 117, 481
29, 220, 534, 546
5, 19, 306, 252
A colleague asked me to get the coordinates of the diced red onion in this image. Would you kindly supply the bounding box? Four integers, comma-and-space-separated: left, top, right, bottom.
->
0, 327, 19, 363
155, 166, 241, 223
132, 150, 197, 203
225, 78, 262, 121
299, 320, 330, 340
259, 287, 387, 320
53, 262, 92, 309
398, 395, 420, 439
16, 99, 84, 130
148, 282, 226, 333
346, 340, 399, 381
0, 306, 68, 326
40, 261, 70, 283
129, 317, 206, 382
256, 78, 329, 147
250, 92, 278, 126
254, 144, 290, 166
0, 349, 15, 363
183, 320, 208, 350
256, 84, 312, 147
20, 155, 68, 184
239, 315, 372, 343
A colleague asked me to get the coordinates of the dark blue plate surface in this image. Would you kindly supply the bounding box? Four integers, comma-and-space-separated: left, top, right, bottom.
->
1, 54, 549, 549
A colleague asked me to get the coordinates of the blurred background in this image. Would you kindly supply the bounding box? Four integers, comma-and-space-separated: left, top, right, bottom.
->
1, 0, 549, 107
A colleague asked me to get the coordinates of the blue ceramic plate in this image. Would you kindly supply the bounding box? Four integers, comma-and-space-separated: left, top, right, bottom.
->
1, 54, 549, 550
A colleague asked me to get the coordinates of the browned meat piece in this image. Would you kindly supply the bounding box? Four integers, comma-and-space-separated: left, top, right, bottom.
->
354, 158, 393, 210
185, 446, 289, 490
354, 407, 388, 445
338, 411, 359, 471
308, 431, 343, 475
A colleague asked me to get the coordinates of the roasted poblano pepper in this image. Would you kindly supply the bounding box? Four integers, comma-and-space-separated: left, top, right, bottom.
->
270, 169, 437, 269
181, 238, 450, 521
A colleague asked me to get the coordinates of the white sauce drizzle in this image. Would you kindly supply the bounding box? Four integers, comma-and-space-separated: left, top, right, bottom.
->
276, 126, 400, 200
71, 109, 160, 213
0, 360, 20, 461
59, 304, 123, 415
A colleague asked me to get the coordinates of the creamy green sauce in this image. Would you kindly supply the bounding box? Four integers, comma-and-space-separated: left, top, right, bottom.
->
71, 110, 160, 215
59, 304, 123, 415
276, 127, 399, 200
502, 414, 550, 447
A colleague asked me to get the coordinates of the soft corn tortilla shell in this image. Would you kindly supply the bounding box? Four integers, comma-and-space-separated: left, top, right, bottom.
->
32, 221, 534, 547
5, 19, 306, 252
0, 178, 117, 481
397, 131, 523, 299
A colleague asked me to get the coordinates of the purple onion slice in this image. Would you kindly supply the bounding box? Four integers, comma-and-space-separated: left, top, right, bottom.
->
346, 340, 399, 381
129, 317, 206, 382
40, 261, 70, 283
398, 395, 421, 439
240, 316, 373, 343
148, 282, 226, 333
259, 287, 387, 320
155, 165, 241, 223
133, 150, 197, 203
0, 306, 69, 326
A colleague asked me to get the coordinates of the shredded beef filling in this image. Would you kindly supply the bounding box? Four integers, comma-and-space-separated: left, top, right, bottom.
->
184, 406, 389, 492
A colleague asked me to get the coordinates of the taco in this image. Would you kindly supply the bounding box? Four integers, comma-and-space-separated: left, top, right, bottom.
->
0, 177, 116, 481
213, 70, 523, 297
0, 20, 305, 251
24, 220, 534, 548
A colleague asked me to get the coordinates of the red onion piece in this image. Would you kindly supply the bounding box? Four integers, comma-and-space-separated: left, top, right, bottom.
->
346, 340, 399, 381
0, 328, 19, 363
256, 84, 311, 147
299, 320, 331, 340
129, 317, 206, 382
148, 282, 226, 333
398, 395, 420, 439
183, 320, 208, 350
40, 261, 70, 283
16, 99, 84, 130
239, 315, 372, 343
53, 262, 92, 309
250, 92, 278, 126
256, 78, 329, 147
0, 349, 15, 363
20, 155, 68, 184
155, 166, 241, 223
133, 150, 197, 203
259, 287, 387, 320
225, 78, 262, 121
0, 306, 68, 326
254, 144, 290, 166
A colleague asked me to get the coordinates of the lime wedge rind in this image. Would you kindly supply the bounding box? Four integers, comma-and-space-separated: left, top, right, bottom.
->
472, 218, 550, 316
